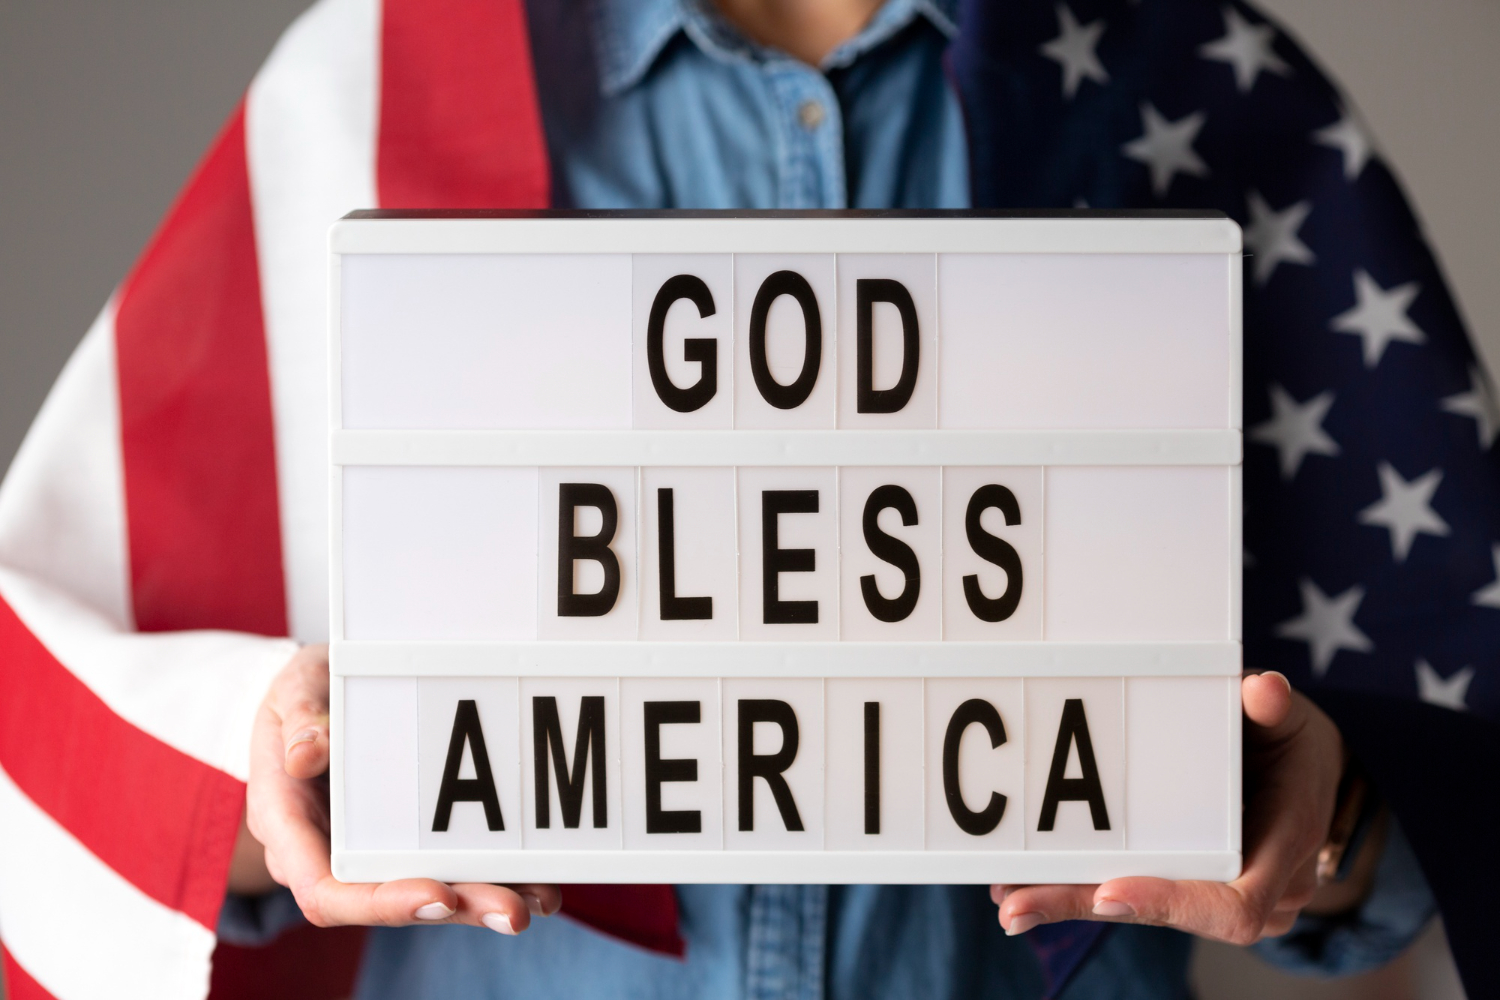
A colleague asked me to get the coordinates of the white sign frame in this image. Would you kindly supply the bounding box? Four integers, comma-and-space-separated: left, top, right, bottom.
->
328, 211, 1244, 885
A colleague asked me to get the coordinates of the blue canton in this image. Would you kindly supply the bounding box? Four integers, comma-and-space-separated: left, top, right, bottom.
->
953, 0, 1497, 718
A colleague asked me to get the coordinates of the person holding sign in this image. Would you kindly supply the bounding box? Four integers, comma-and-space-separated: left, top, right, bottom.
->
2, 0, 1486, 997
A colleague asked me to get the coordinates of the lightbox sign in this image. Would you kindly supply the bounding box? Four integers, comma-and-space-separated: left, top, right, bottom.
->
328, 211, 1243, 885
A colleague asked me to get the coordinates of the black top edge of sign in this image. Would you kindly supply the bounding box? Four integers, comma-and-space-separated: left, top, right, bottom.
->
341, 208, 1229, 222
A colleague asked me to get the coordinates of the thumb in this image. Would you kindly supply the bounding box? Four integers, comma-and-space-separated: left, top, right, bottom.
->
271, 645, 332, 780
1242, 670, 1293, 732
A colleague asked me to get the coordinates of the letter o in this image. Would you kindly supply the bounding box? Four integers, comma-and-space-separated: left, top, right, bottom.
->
748, 270, 822, 409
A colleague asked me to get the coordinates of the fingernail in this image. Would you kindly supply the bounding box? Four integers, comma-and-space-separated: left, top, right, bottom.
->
1006, 912, 1043, 936
482, 912, 516, 935
414, 902, 454, 921
522, 893, 546, 916
285, 729, 319, 752
1093, 900, 1135, 918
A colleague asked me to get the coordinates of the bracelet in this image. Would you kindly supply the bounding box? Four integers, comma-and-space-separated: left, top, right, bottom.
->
1316, 758, 1378, 885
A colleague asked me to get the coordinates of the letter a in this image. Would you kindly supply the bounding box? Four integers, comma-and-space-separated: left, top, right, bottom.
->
1038, 698, 1111, 832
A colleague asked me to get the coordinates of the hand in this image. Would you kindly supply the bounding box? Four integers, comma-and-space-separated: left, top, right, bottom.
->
232, 645, 561, 934
992, 671, 1344, 945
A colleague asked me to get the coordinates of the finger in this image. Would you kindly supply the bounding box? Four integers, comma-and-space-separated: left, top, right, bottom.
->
270, 646, 332, 780
1241, 671, 1292, 730
504, 882, 563, 917
1089, 877, 1270, 945
989, 884, 1016, 906
449, 884, 545, 933
997, 884, 1100, 935
247, 699, 313, 848
297, 876, 464, 928
1276, 855, 1319, 914
1261, 907, 1299, 939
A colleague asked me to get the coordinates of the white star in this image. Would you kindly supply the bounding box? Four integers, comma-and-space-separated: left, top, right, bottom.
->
1041, 5, 1109, 99
1314, 111, 1373, 181
1276, 578, 1373, 677
1441, 365, 1500, 450
1243, 191, 1315, 285
1415, 660, 1473, 711
1122, 103, 1208, 197
1470, 544, 1500, 609
1358, 462, 1449, 562
1331, 270, 1424, 367
1250, 384, 1339, 479
1199, 7, 1290, 92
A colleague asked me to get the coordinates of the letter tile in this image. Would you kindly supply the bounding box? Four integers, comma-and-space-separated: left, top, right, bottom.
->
925, 679, 1025, 850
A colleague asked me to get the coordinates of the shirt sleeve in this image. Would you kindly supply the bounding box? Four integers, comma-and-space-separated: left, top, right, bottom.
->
1252, 815, 1436, 976
217, 888, 310, 947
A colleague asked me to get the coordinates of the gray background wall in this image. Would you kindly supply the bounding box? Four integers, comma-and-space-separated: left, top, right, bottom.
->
0, 1, 1490, 997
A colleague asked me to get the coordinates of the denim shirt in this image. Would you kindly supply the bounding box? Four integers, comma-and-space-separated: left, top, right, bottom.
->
223, 0, 1435, 995
525, 0, 968, 210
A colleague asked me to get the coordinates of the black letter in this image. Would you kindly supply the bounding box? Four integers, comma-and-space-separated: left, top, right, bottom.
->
557, 483, 620, 617
1038, 698, 1111, 832
860, 485, 920, 622
657, 488, 712, 620
432, 699, 504, 832
942, 698, 1008, 836
856, 278, 920, 413
749, 270, 821, 409
644, 701, 702, 834
762, 490, 819, 624
963, 484, 1024, 623
737, 699, 804, 831
864, 701, 881, 835
647, 274, 717, 412
532, 695, 608, 829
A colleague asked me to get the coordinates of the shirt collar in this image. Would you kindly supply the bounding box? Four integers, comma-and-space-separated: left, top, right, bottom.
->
592, 0, 960, 97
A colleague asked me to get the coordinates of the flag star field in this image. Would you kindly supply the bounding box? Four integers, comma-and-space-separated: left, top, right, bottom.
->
960, 0, 1499, 716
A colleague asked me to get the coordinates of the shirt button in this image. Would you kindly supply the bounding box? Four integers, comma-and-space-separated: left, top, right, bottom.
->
797, 99, 826, 130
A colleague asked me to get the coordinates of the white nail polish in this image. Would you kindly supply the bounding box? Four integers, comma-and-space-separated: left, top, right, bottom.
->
1006, 912, 1043, 937
483, 912, 516, 935
415, 902, 454, 921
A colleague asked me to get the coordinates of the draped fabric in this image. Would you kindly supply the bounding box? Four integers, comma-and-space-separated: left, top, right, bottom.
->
949, 1, 1497, 996
2, 0, 1490, 996
0, 1, 675, 997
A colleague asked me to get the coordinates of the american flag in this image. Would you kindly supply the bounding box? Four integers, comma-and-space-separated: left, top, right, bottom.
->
0, 0, 1492, 997
952, 1, 1499, 994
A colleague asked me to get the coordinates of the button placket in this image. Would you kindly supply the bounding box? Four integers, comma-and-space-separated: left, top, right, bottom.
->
766, 64, 847, 209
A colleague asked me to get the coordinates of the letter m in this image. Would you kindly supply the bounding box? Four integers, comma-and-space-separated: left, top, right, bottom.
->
532, 695, 608, 828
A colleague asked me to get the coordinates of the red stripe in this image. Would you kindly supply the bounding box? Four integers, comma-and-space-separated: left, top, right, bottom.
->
377, 0, 682, 958
377, 0, 550, 209
0, 598, 242, 930
209, 925, 367, 1000
561, 885, 685, 958
115, 103, 287, 637
3, 944, 58, 1000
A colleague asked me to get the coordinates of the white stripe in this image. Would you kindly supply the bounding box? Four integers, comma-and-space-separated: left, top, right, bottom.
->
0, 306, 290, 781
0, 764, 216, 1000
247, 0, 381, 645
0, 305, 131, 631
0, 568, 295, 781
